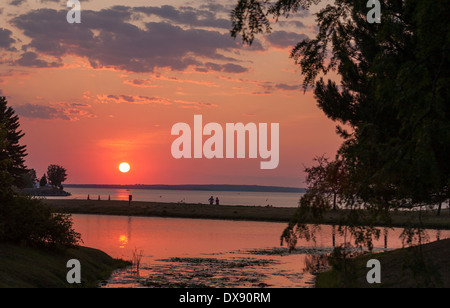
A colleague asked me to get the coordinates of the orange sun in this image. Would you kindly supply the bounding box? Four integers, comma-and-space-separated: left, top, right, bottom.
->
119, 162, 130, 173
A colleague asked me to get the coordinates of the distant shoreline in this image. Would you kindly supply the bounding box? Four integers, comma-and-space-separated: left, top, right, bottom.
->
64, 184, 306, 193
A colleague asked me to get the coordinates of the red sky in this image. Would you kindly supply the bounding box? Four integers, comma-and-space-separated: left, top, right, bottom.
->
0, 0, 342, 187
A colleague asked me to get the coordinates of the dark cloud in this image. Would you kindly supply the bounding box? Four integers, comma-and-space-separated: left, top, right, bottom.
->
127, 79, 148, 86
69, 102, 90, 108
197, 62, 249, 74
198, 3, 233, 13
255, 82, 302, 95
14, 102, 94, 121
108, 94, 135, 103
14, 103, 70, 120
222, 63, 248, 74
266, 31, 308, 48
9, 0, 66, 5
11, 7, 256, 73
97, 94, 216, 109
275, 83, 301, 91
9, 0, 27, 6
0, 28, 15, 50
134, 5, 231, 29
15, 51, 62, 68
194, 67, 209, 73
278, 20, 307, 29
204, 62, 222, 72
103, 94, 171, 105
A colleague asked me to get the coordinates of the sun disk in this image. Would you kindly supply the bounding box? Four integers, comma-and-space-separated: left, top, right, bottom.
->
119, 162, 130, 173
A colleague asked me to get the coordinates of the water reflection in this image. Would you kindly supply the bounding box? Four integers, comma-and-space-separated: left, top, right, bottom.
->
70, 214, 450, 288
53, 187, 305, 208
119, 235, 128, 249
313, 225, 445, 250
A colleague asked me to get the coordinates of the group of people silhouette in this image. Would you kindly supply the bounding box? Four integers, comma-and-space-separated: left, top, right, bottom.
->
208, 196, 220, 205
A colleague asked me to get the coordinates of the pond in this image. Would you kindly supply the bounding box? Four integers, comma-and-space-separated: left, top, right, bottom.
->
71, 214, 450, 288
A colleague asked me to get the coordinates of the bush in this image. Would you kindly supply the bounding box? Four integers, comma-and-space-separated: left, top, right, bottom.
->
0, 195, 81, 247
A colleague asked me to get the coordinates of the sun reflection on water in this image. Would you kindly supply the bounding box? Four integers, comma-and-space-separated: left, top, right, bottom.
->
119, 235, 128, 248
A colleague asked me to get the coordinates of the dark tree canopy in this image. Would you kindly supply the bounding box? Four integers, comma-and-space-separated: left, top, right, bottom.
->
47, 164, 67, 189
22, 168, 37, 188
231, 0, 450, 206
0, 97, 28, 191
0, 98, 80, 247
302, 155, 348, 211
39, 174, 47, 187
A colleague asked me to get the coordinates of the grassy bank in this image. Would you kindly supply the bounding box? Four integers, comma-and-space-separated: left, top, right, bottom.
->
0, 243, 130, 288
315, 238, 450, 288
44, 199, 297, 222
42, 199, 450, 230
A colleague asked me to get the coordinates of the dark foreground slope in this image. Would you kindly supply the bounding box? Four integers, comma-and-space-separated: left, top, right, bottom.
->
316, 238, 450, 288
0, 244, 129, 288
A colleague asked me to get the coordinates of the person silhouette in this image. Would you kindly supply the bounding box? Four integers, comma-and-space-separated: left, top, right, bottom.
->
215, 197, 220, 205
209, 196, 214, 205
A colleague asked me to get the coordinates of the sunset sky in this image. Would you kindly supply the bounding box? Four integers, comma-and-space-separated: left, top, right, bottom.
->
0, 0, 342, 187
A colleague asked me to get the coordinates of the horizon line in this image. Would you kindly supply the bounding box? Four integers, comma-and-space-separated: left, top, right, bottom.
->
63, 183, 307, 192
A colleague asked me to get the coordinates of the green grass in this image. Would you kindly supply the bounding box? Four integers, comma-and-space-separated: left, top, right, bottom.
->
315, 238, 450, 288
0, 243, 130, 288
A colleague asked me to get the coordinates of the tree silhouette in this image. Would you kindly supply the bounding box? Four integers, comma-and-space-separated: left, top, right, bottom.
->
231, 0, 450, 207
47, 164, 67, 189
0, 97, 28, 191
22, 168, 37, 188
303, 155, 348, 211
39, 174, 47, 187
0, 98, 80, 247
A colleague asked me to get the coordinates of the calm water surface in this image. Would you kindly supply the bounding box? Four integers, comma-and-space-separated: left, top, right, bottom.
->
53, 187, 303, 207
71, 214, 450, 288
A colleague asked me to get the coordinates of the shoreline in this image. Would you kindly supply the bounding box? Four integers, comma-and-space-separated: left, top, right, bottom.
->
43, 199, 450, 230
19, 187, 72, 197
43, 199, 297, 223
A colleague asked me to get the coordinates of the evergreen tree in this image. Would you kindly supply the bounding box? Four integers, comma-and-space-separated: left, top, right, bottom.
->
0, 98, 80, 247
0, 97, 28, 191
0, 122, 14, 200
22, 168, 37, 188
39, 174, 47, 187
